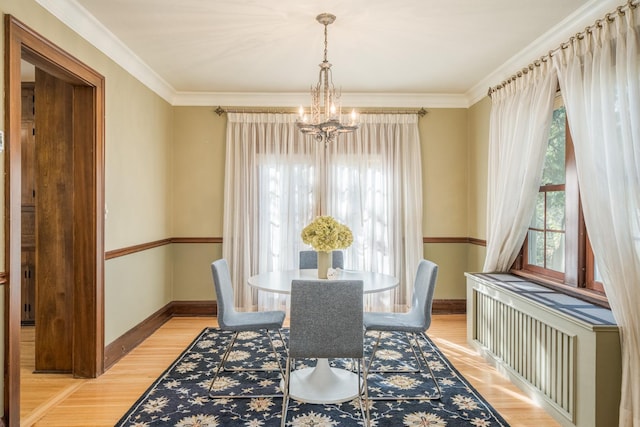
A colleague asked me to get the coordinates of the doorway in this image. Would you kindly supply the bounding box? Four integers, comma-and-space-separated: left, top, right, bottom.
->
5, 15, 105, 426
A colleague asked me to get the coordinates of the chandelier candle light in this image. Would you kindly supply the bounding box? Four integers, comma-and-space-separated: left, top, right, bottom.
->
297, 13, 358, 146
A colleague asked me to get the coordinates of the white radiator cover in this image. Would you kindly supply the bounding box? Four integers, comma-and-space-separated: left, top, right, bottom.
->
466, 273, 621, 427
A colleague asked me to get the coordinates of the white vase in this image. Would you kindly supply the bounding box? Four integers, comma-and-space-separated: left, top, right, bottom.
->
317, 251, 332, 279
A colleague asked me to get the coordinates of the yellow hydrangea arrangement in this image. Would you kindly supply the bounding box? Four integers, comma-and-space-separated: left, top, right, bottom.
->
301, 216, 353, 252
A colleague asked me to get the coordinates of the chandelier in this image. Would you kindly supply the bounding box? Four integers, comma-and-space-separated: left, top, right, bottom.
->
297, 13, 358, 145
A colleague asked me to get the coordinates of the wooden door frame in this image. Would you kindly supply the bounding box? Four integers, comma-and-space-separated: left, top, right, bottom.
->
4, 15, 105, 426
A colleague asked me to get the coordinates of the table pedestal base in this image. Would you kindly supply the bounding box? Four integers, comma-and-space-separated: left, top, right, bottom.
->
283, 358, 359, 404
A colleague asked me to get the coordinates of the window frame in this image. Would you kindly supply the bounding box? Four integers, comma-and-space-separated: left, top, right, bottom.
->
585, 237, 605, 293
522, 182, 567, 282
512, 93, 607, 307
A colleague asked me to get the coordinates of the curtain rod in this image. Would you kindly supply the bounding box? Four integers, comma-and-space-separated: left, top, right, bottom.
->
487, 0, 638, 97
215, 106, 427, 117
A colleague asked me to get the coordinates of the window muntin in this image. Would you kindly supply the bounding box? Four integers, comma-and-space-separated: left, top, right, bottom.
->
527, 189, 565, 272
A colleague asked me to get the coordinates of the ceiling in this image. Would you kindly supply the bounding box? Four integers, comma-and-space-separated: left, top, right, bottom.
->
35, 0, 618, 106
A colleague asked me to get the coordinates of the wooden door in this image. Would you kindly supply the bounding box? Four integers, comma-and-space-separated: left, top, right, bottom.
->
34, 69, 75, 372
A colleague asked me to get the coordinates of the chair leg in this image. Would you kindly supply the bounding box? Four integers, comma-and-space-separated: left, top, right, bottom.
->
220, 329, 286, 375
411, 332, 442, 399
366, 331, 422, 374
208, 331, 239, 396
280, 357, 292, 427
276, 328, 288, 354
268, 329, 286, 379
364, 331, 383, 375
208, 329, 286, 399
357, 358, 371, 427
364, 331, 442, 401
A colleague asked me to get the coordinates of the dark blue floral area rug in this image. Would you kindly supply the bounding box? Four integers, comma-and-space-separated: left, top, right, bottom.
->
115, 328, 510, 426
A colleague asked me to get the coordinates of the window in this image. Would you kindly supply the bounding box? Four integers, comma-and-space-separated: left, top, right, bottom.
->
515, 94, 606, 304
224, 113, 422, 312
257, 152, 394, 274
524, 102, 567, 280
257, 155, 316, 272
256, 147, 398, 312
328, 155, 393, 273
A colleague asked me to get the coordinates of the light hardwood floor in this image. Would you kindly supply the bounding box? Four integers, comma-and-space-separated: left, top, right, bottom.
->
20, 315, 560, 426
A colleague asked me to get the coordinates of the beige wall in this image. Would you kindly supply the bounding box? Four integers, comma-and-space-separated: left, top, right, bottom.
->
105, 247, 173, 343
419, 108, 470, 299
103, 80, 174, 341
171, 107, 226, 237
172, 244, 222, 301
466, 96, 491, 273
467, 96, 491, 241
423, 242, 468, 299
420, 109, 468, 236
105, 76, 174, 250
170, 108, 226, 301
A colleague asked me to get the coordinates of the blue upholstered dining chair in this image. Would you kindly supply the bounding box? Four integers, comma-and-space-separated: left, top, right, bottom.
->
299, 250, 345, 269
207, 258, 287, 398
281, 279, 370, 427
363, 259, 442, 400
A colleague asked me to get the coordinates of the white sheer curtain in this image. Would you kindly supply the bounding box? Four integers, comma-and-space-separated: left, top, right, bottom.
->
222, 112, 423, 312
553, 9, 640, 426
222, 113, 316, 309
483, 61, 558, 272
327, 114, 423, 310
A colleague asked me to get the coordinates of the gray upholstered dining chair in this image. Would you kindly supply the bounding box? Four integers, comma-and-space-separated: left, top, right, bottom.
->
363, 259, 441, 400
299, 250, 344, 269
281, 279, 370, 427
208, 258, 287, 398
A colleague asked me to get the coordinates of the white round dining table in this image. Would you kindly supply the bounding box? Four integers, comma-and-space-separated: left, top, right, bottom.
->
247, 268, 398, 404
248, 268, 398, 295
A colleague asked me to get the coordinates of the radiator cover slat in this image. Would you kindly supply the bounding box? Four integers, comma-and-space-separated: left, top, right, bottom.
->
474, 291, 576, 418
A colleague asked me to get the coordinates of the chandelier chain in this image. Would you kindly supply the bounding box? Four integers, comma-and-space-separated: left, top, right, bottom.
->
323, 22, 329, 64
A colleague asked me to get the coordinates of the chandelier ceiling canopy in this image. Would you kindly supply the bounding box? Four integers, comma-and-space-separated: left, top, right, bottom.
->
297, 13, 358, 145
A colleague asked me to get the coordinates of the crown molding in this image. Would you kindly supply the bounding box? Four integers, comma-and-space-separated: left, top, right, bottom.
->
171, 91, 470, 108
38, 0, 620, 109
466, 0, 625, 106
35, 0, 175, 101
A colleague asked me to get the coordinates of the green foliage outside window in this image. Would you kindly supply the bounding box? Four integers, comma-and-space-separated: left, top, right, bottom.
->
542, 106, 567, 185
